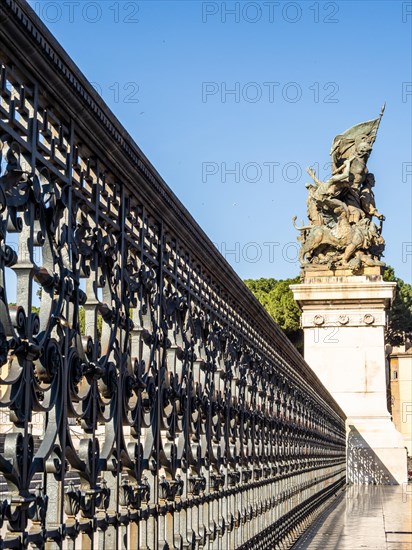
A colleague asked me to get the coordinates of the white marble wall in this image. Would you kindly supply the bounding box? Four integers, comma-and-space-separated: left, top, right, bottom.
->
291, 276, 408, 484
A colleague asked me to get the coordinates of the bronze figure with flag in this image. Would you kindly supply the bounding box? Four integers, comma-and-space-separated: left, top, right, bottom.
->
293, 107, 386, 272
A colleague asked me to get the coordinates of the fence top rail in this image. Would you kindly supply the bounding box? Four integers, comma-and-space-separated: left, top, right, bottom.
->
0, 0, 346, 420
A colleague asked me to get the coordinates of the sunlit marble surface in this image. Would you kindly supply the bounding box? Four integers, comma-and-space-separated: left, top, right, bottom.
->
293, 485, 412, 549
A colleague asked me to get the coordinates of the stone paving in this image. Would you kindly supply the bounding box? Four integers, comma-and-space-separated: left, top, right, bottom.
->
293, 485, 412, 549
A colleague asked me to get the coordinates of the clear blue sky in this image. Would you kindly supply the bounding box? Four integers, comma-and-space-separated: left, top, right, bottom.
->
28, 0, 412, 283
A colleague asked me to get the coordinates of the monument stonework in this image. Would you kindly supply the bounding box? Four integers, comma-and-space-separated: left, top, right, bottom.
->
291, 108, 408, 484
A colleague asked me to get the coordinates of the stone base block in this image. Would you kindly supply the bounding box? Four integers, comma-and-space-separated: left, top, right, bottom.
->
301, 266, 384, 280
347, 420, 408, 485
291, 276, 408, 485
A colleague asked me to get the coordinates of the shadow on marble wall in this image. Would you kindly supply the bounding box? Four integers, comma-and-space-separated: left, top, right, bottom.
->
347, 425, 398, 485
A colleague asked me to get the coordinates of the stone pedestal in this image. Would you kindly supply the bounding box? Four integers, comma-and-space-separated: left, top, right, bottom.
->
291, 270, 408, 485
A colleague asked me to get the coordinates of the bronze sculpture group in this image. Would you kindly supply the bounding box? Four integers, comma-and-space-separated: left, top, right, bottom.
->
294, 106, 386, 272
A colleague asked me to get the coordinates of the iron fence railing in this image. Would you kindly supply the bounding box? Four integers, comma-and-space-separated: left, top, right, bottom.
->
0, 1, 346, 547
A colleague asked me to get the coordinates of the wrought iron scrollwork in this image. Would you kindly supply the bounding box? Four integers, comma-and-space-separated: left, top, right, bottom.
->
0, 0, 346, 548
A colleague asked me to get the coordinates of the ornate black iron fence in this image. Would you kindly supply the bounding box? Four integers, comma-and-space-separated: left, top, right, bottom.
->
0, 1, 346, 548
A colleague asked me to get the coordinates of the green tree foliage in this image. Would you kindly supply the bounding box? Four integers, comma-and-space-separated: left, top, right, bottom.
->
244, 277, 303, 353
383, 266, 412, 346
79, 306, 85, 333
243, 278, 278, 310
78, 307, 103, 338
264, 278, 302, 334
